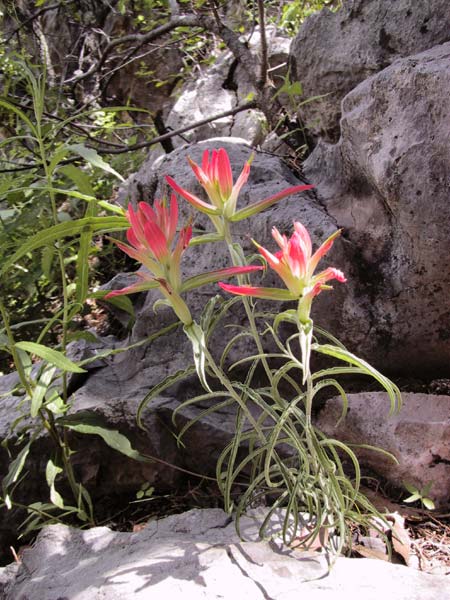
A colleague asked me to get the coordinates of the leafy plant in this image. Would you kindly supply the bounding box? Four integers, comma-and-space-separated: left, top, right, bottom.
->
403, 482, 435, 510
0, 60, 147, 535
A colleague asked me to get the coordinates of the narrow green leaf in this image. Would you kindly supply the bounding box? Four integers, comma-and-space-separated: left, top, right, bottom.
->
16, 346, 33, 380
137, 365, 196, 429
422, 498, 435, 510
404, 493, 420, 503
230, 185, 314, 222
75, 229, 92, 305
1, 216, 129, 275
66, 331, 99, 344
403, 481, 418, 495
2, 442, 31, 493
68, 144, 125, 181
273, 309, 298, 333
183, 322, 211, 392
62, 419, 143, 461
0, 98, 38, 135
49, 145, 70, 175
189, 233, 224, 246
15, 342, 86, 373
59, 164, 95, 196
45, 459, 64, 508
91, 290, 136, 318
181, 266, 263, 293
31, 365, 56, 417
313, 343, 402, 415
41, 245, 55, 280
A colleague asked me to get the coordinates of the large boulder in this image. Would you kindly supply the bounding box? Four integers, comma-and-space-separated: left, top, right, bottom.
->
289, 0, 450, 141
315, 392, 450, 507
1, 508, 449, 599
304, 42, 450, 375
165, 27, 290, 147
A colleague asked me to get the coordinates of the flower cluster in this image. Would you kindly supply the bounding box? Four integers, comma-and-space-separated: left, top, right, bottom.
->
107, 148, 345, 327
105, 195, 193, 324
219, 222, 346, 323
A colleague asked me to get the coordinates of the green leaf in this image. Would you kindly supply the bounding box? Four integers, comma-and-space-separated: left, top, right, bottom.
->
422, 497, 435, 510
31, 365, 56, 417
45, 390, 67, 415
75, 227, 92, 305
137, 365, 196, 429
313, 343, 402, 415
0, 98, 38, 136
181, 266, 263, 293
15, 342, 86, 373
49, 145, 70, 175
404, 493, 420, 503
422, 481, 433, 496
2, 441, 31, 494
59, 164, 95, 196
45, 459, 64, 508
91, 290, 136, 318
66, 331, 99, 344
41, 245, 55, 280
68, 144, 125, 182
1, 216, 128, 275
189, 233, 224, 246
183, 322, 211, 392
230, 185, 314, 222
403, 481, 418, 495
62, 415, 143, 461
273, 309, 298, 333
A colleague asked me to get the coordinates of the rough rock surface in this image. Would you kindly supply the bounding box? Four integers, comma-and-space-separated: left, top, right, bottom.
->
289, 0, 450, 140
1, 508, 448, 599
304, 42, 450, 375
165, 27, 290, 148
315, 392, 450, 507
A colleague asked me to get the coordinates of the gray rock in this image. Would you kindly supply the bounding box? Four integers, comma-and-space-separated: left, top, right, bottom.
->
304, 42, 450, 374
1, 508, 448, 599
289, 0, 450, 141
165, 26, 290, 147
315, 392, 450, 507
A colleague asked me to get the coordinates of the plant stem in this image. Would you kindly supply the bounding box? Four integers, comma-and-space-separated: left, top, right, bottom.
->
223, 224, 273, 387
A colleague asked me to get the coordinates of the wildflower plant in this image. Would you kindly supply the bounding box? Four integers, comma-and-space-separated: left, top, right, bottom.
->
108, 147, 401, 557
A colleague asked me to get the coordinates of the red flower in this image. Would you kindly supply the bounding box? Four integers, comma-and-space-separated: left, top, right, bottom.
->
166, 148, 313, 225
219, 222, 346, 322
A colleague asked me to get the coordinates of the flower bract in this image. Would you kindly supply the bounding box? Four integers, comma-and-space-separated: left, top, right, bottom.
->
219, 221, 346, 323
105, 196, 263, 324
166, 148, 314, 228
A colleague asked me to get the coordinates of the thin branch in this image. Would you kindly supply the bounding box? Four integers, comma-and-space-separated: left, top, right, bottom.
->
92, 100, 257, 154
65, 14, 200, 85
4, 1, 76, 45
65, 12, 257, 90
0, 101, 257, 173
256, 0, 268, 88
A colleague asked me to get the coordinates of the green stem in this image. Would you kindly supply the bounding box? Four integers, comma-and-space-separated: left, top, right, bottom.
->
36, 132, 69, 401
0, 299, 33, 398
202, 344, 264, 440
223, 223, 273, 386
0, 299, 87, 516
